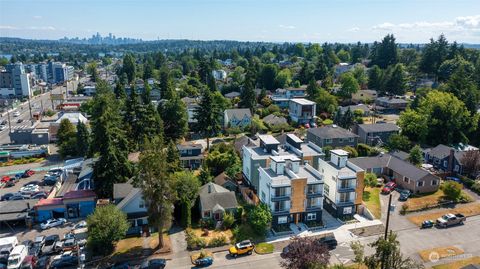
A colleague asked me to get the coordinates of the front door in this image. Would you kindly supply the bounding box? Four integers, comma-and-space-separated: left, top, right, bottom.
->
214, 213, 221, 220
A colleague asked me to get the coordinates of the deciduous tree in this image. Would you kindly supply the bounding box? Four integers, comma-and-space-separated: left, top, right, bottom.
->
280, 236, 330, 269
87, 205, 129, 255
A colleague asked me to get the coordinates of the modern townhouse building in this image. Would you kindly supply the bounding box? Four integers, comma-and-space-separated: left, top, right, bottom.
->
258, 154, 324, 227
242, 134, 324, 192
317, 149, 365, 219
289, 98, 317, 126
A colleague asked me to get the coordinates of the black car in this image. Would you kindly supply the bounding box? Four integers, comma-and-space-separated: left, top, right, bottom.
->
0, 193, 14, 201
140, 259, 166, 269
109, 262, 131, 269
49, 255, 77, 269
35, 256, 51, 269
0, 247, 12, 264
42, 235, 60, 255
17, 118, 24, 123
21, 240, 34, 250
318, 235, 338, 250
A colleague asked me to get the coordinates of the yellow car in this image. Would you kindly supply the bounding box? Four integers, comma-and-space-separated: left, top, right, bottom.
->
229, 240, 254, 257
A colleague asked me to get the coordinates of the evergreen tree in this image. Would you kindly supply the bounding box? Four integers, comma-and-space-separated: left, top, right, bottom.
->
306, 79, 320, 100
385, 64, 407, 95
122, 53, 136, 83
91, 81, 132, 198
137, 136, 177, 249
368, 65, 383, 91
239, 70, 257, 112
194, 89, 221, 150
57, 119, 77, 158
370, 34, 398, 69
166, 140, 181, 173
76, 121, 90, 157
173, 171, 200, 228
159, 95, 188, 141
159, 68, 175, 100
314, 56, 329, 81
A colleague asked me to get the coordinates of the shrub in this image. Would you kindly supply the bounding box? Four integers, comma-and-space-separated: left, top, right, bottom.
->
222, 212, 235, 229
400, 204, 409, 215
343, 146, 358, 158
200, 218, 215, 230
208, 235, 227, 247
471, 182, 480, 194
442, 181, 463, 201
185, 228, 207, 250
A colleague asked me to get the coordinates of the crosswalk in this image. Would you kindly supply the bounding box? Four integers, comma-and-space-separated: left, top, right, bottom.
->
0, 124, 34, 131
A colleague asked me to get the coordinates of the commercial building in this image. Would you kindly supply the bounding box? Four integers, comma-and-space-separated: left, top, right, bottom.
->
0, 63, 32, 97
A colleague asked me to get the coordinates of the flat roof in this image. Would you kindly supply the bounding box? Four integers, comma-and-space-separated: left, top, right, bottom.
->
270, 155, 301, 163
331, 149, 349, 156
259, 135, 280, 145
286, 133, 303, 143
290, 98, 316, 105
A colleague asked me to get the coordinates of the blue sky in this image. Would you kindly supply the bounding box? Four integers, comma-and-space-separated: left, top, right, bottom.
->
1, 0, 479, 43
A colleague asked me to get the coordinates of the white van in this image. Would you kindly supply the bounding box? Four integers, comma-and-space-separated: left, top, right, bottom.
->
7, 245, 27, 269
0, 236, 18, 250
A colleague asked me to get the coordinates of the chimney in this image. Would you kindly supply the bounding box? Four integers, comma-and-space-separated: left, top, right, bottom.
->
448, 149, 455, 173
208, 184, 212, 194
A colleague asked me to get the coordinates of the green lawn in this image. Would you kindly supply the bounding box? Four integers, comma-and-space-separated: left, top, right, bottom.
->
363, 187, 381, 219
255, 242, 274, 254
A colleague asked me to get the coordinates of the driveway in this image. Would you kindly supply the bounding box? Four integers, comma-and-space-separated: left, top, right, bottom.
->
379, 190, 417, 231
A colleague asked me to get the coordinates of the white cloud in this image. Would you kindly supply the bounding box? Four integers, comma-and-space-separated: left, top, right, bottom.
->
33, 15, 42, 19
27, 26, 56, 30
279, 24, 295, 30
347, 27, 360, 32
0, 25, 18, 30
456, 15, 480, 29
372, 14, 480, 32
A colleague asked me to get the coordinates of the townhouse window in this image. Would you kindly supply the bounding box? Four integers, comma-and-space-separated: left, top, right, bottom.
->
431, 180, 438, 186
339, 138, 344, 143
307, 213, 316, 221
278, 216, 288, 224
139, 199, 145, 208
454, 165, 459, 172
187, 149, 192, 155
261, 191, 266, 201
443, 160, 448, 168
325, 139, 332, 144
417, 181, 424, 187
203, 211, 211, 218
349, 137, 354, 142
324, 185, 330, 196
403, 177, 410, 183
307, 197, 321, 208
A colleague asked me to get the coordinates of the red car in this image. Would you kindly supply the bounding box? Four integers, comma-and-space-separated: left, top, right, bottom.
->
22, 169, 35, 178
1, 175, 10, 183
382, 182, 397, 194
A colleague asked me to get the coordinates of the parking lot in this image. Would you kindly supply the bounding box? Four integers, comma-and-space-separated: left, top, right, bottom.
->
0, 170, 51, 200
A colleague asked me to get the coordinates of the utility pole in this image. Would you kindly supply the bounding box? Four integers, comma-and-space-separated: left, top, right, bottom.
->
27, 94, 33, 120
7, 103, 12, 134
384, 193, 392, 240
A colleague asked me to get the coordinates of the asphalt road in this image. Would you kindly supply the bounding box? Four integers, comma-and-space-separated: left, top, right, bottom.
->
164, 215, 480, 269
0, 80, 78, 145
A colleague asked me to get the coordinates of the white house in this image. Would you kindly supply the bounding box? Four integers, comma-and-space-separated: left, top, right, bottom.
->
317, 149, 364, 219
212, 70, 227, 81
114, 182, 149, 236
288, 98, 316, 125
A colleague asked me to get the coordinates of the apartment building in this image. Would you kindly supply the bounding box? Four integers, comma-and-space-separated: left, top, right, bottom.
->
317, 149, 364, 219
258, 154, 324, 227
242, 134, 324, 191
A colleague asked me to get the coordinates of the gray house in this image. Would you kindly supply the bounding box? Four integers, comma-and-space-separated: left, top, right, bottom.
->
423, 144, 478, 175
355, 123, 400, 146
199, 182, 238, 221
350, 154, 440, 194
306, 125, 359, 149
223, 108, 252, 129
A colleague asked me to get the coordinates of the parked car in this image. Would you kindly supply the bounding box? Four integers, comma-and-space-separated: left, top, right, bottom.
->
108, 262, 131, 269
436, 213, 466, 228
17, 119, 24, 123
398, 190, 411, 201
73, 221, 87, 230
0, 247, 12, 264
13, 111, 20, 117
3, 177, 15, 187
229, 240, 254, 257
7, 245, 28, 269
20, 255, 37, 269
49, 255, 77, 269
43, 176, 59, 186
30, 192, 47, 200
61, 239, 77, 252
317, 235, 337, 250
421, 220, 435, 229
20, 184, 40, 195
22, 170, 35, 178
9, 193, 26, 200
34, 256, 50, 269
382, 182, 397, 194
194, 257, 213, 267
0, 125, 6, 131
63, 232, 75, 240
29, 236, 45, 257
40, 218, 66, 230
1, 193, 14, 201
20, 240, 33, 251
41, 235, 60, 255
140, 259, 166, 269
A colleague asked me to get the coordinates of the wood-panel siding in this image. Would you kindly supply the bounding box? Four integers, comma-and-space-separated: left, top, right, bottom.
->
290, 178, 307, 213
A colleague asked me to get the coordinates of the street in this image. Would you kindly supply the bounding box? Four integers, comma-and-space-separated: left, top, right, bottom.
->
0, 80, 78, 145
163, 215, 480, 268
